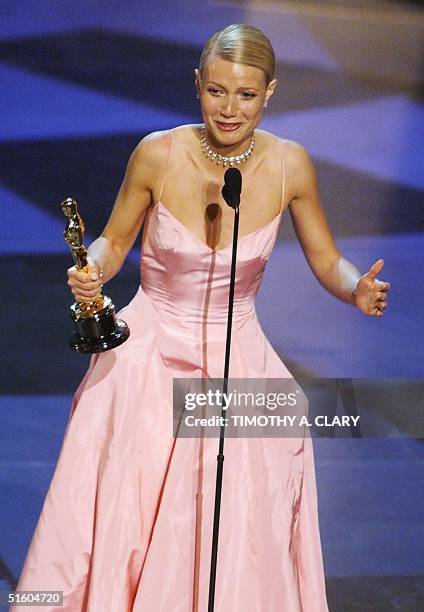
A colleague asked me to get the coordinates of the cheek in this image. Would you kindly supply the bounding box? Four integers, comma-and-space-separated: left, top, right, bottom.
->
244, 101, 264, 118
201, 97, 219, 115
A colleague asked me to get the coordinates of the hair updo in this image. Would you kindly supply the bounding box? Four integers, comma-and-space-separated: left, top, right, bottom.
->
199, 24, 275, 86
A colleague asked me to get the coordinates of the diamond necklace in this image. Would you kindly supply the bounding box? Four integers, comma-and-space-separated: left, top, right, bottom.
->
200, 125, 255, 166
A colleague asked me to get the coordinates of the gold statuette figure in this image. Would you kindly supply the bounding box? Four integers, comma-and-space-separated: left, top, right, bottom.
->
61, 197, 130, 353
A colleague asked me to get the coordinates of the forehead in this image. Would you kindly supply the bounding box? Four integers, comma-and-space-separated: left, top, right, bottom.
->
203, 56, 266, 88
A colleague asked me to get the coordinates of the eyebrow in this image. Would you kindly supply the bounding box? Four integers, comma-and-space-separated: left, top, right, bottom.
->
206, 81, 260, 92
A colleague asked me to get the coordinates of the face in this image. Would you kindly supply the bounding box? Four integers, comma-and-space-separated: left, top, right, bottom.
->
195, 55, 277, 154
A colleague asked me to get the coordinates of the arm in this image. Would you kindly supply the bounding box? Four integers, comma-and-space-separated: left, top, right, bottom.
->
285, 141, 390, 316
67, 131, 171, 302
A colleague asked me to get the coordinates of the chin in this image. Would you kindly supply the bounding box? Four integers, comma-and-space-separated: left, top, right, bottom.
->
209, 124, 250, 147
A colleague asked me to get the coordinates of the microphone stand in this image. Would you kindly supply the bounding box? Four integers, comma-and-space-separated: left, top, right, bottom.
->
207, 200, 240, 612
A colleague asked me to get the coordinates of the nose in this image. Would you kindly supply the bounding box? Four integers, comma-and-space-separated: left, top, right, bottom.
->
220, 95, 238, 118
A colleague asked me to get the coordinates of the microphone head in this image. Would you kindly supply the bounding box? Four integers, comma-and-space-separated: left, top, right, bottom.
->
222, 167, 242, 208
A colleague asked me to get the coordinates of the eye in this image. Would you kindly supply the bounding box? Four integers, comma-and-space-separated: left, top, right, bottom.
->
207, 87, 223, 95
240, 92, 257, 100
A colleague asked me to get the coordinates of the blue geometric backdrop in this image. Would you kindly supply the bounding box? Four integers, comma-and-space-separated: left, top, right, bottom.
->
1, 1, 423, 609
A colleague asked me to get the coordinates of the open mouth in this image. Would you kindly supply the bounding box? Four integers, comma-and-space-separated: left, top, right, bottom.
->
215, 122, 242, 132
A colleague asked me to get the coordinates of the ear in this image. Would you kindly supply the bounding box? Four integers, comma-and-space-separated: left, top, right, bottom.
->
194, 68, 201, 95
264, 78, 278, 104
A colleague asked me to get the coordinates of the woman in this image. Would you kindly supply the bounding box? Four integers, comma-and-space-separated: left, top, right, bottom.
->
13, 24, 389, 611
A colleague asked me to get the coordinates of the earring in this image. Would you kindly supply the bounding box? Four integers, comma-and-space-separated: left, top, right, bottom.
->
196, 93, 200, 99
263, 101, 268, 109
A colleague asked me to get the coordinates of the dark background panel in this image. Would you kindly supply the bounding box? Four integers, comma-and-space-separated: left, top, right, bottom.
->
2, 254, 140, 394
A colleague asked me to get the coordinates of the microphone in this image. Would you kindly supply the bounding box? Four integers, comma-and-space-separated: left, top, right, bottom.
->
222, 168, 242, 209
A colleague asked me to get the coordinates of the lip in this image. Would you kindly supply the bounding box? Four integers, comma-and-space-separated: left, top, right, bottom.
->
215, 121, 242, 132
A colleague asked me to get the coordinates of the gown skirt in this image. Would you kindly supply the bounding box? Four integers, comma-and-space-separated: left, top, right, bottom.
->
12, 199, 329, 611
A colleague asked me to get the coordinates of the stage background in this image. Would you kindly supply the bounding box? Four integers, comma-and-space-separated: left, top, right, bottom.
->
1, 1, 423, 609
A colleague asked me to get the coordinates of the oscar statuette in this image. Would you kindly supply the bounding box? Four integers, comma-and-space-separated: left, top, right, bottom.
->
61, 197, 130, 353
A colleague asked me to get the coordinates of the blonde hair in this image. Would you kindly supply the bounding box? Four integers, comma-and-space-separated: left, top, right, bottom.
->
199, 24, 275, 85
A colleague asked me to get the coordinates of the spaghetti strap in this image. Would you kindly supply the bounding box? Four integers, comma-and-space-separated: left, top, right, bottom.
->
156, 129, 174, 205
143, 130, 174, 249
279, 138, 286, 215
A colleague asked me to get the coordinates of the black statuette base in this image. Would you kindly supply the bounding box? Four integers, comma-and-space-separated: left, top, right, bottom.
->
69, 297, 130, 354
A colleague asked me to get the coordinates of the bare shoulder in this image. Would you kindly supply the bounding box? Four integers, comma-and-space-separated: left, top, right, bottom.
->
130, 129, 172, 172
116, 129, 173, 197
255, 131, 312, 181
282, 139, 317, 201
255, 128, 282, 151
254, 130, 314, 177
283, 139, 312, 167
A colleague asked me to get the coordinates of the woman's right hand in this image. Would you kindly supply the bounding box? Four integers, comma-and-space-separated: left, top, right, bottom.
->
67, 256, 103, 303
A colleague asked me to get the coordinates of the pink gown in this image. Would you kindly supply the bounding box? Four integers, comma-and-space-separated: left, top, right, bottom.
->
13, 146, 329, 611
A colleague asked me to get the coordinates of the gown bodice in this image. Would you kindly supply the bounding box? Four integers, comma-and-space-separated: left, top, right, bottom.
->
133, 127, 287, 378
140, 199, 283, 324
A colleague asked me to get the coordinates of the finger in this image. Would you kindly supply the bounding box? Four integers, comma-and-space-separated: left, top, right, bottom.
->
72, 291, 101, 301
375, 297, 388, 313
68, 278, 101, 292
71, 285, 102, 298
365, 259, 384, 281
375, 300, 388, 310
370, 306, 384, 317
87, 256, 100, 280
73, 291, 102, 303
67, 266, 81, 281
375, 280, 390, 292
67, 261, 99, 282
68, 269, 94, 283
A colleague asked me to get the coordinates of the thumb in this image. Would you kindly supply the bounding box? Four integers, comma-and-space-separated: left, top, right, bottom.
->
86, 255, 100, 280
365, 258, 384, 280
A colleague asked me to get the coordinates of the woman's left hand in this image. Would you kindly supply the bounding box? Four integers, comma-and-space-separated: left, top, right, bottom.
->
353, 259, 390, 317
